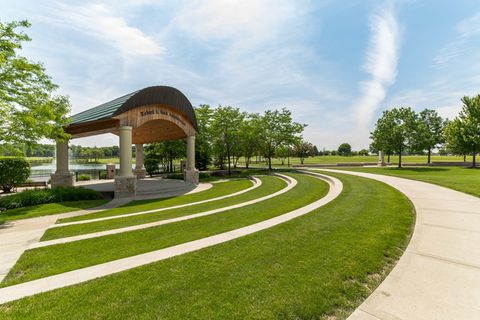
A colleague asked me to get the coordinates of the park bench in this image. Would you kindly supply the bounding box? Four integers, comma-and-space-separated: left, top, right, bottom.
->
17, 181, 48, 188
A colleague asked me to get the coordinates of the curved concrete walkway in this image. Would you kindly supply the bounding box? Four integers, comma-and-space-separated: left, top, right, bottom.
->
31, 175, 293, 248
55, 177, 261, 226
318, 169, 480, 320
0, 172, 342, 304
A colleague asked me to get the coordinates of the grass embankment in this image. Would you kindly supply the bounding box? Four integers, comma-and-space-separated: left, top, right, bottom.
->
59, 178, 254, 223
0, 172, 413, 319
0, 200, 108, 225
2, 173, 325, 287
44, 176, 283, 240
334, 166, 480, 198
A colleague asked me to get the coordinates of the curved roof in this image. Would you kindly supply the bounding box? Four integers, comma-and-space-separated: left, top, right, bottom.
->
70, 86, 198, 130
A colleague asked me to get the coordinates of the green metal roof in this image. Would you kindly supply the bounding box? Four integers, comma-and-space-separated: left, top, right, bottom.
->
69, 86, 198, 131
70, 91, 139, 125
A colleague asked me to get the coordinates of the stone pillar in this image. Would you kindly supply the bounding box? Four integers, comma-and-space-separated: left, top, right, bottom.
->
114, 126, 136, 198
50, 140, 74, 188
184, 135, 199, 184
133, 143, 147, 179
378, 150, 386, 166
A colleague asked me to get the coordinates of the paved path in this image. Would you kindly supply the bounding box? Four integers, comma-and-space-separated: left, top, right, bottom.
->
318, 169, 480, 320
31, 175, 291, 248
0, 172, 342, 304
54, 177, 260, 226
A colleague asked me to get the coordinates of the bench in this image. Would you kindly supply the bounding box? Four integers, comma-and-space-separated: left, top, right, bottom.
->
17, 181, 48, 188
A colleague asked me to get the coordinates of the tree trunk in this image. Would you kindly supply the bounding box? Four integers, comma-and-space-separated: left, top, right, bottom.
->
464, 155, 466, 162
268, 156, 272, 170
473, 148, 477, 168
387, 153, 390, 163
246, 157, 250, 169
427, 148, 431, 164
398, 149, 402, 168
300, 158, 304, 165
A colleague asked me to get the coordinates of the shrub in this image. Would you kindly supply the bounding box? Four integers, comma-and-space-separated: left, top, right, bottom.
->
0, 186, 102, 210
78, 174, 91, 181
0, 158, 30, 193
145, 158, 160, 177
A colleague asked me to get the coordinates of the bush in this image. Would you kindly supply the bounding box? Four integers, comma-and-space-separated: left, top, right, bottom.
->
0, 186, 102, 210
0, 158, 30, 193
78, 174, 91, 181
145, 158, 160, 177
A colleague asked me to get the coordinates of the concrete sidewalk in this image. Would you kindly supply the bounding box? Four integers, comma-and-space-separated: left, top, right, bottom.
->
319, 169, 480, 320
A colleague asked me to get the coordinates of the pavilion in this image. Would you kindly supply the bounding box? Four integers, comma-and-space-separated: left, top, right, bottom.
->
50, 86, 199, 198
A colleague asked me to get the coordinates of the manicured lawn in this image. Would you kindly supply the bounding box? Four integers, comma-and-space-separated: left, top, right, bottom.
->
1, 173, 326, 287
0, 172, 413, 319
333, 166, 480, 198
59, 178, 253, 223
45, 176, 282, 240
241, 155, 473, 166
0, 200, 108, 225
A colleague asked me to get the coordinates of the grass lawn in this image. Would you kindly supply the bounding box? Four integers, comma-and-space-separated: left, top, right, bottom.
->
0, 172, 414, 319
43, 176, 285, 240
333, 166, 480, 198
1, 173, 326, 287
59, 178, 254, 223
0, 200, 108, 225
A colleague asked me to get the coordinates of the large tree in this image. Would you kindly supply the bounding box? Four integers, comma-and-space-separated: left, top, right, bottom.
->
258, 108, 305, 170
414, 109, 446, 164
371, 107, 417, 168
0, 20, 70, 145
239, 113, 262, 169
337, 143, 352, 156
194, 105, 213, 170
210, 106, 244, 174
444, 95, 480, 167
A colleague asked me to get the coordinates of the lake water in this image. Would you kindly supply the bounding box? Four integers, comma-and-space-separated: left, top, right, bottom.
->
30, 162, 124, 182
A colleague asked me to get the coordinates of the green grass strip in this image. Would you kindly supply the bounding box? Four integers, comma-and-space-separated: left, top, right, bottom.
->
0, 200, 108, 225
0, 172, 413, 319
59, 178, 253, 223
42, 176, 283, 240
1, 173, 326, 287
333, 166, 480, 198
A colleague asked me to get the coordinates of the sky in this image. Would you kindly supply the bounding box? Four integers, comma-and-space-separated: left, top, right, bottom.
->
2, 0, 480, 150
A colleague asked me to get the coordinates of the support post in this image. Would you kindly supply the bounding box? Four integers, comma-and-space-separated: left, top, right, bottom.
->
184, 135, 199, 184
114, 126, 136, 198
378, 150, 386, 167
50, 140, 74, 188
134, 143, 147, 179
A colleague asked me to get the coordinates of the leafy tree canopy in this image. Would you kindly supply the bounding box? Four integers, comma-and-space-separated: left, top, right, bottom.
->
0, 20, 70, 146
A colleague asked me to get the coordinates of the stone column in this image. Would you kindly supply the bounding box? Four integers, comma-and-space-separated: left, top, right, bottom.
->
133, 143, 147, 179
114, 126, 136, 198
184, 135, 199, 184
378, 150, 386, 166
50, 140, 74, 188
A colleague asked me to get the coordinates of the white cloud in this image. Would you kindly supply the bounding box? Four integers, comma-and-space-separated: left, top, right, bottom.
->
53, 3, 164, 58
434, 12, 480, 67
352, 2, 400, 132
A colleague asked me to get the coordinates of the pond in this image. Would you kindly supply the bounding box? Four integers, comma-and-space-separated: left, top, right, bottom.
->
30, 162, 124, 182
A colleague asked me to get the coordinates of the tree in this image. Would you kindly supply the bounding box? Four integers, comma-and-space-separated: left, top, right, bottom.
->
0, 157, 30, 192
194, 105, 213, 170
414, 109, 446, 164
258, 108, 305, 170
210, 106, 244, 175
371, 107, 417, 168
358, 149, 369, 156
337, 143, 352, 156
239, 113, 262, 169
0, 20, 70, 146
444, 94, 480, 167
293, 140, 314, 164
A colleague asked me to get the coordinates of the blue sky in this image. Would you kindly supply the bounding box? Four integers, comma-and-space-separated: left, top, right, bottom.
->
2, 0, 480, 149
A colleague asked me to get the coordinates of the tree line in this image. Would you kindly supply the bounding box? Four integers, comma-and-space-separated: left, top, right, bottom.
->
371, 93, 480, 167
145, 105, 310, 174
